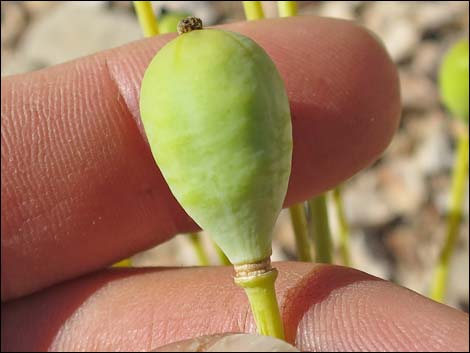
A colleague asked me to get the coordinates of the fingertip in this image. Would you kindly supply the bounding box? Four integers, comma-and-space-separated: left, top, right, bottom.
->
272, 17, 401, 202
296, 275, 469, 351
2, 264, 468, 352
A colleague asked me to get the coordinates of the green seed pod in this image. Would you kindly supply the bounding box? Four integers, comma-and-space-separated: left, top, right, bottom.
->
439, 39, 469, 124
140, 19, 292, 266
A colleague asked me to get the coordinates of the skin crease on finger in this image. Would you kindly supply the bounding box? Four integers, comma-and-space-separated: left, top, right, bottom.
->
0, 16, 401, 301
1, 263, 468, 351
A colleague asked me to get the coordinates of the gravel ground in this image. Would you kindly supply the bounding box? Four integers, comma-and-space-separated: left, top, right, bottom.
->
1, 1, 468, 311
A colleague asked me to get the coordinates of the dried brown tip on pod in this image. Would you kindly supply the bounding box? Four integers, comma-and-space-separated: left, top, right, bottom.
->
177, 16, 203, 35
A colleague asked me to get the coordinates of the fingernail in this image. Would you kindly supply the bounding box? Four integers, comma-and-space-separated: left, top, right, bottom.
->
153, 333, 299, 352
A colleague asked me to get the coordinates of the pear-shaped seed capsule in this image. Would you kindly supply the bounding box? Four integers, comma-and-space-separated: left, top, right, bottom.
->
140, 21, 292, 266
139, 17, 292, 339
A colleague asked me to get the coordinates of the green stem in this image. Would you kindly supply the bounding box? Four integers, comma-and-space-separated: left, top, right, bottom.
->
113, 258, 132, 267
275, 0, 311, 263
277, 1, 298, 17
235, 266, 285, 339
309, 194, 333, 263
243, 1, 265, 20
133, 1, 159, 37
430, 132, 469, 302
213, 240, 231, 265
289, 203, 313, 262
188, 233, 210, 266
332, 186, 351, 266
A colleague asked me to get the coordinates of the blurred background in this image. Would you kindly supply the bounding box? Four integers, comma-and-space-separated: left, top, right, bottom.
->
1, 1, 468, 311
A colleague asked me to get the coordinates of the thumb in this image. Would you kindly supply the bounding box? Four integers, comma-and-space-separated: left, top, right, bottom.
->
2, 263, 468, 351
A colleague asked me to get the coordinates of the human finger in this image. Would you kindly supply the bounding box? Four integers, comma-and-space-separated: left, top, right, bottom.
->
1, 16, 400, 301
2, 263, 467, 352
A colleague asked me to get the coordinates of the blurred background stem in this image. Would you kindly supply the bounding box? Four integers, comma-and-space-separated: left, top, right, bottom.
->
309, 194, 333, 263
188, 233, 210, 266
113, 258, 132, 267
430, 132, 469, 302
213, 240, 231, 265
332, 186, 351, 266
133, 1, 159, 37
289, 203, 313, 261
277, 1, 298, 17
275, 0, 312, 263
243, 1, 264, 20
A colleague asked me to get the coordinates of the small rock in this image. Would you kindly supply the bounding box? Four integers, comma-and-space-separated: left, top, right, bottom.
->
108, 1, 134, 12
399, 69, 440, 112
362, 2, 421, 62
414, 117, 454, 176
416, 1, 467, 32
404, 110, 447, 141
385, 205, 440, 295
386, 226, 422, 270
131, 234, 193, 267
411, 41, 442, 78
3, 2, 141, 76
317, 1, 356, 20
1, 1, 28, 48
377, 158, 427, 215
22, 0, 61, 16
349, 230, 392, 279
342, 172, 394, 227
384, 131, 415, 159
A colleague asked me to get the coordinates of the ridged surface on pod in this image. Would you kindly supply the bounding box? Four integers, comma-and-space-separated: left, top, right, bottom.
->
140, 29, 292, 265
